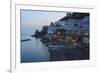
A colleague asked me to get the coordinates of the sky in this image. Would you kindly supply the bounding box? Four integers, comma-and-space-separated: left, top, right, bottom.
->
21, 10, 66, 35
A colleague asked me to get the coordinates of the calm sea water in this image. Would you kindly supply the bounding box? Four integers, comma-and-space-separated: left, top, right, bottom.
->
21, 35, 50, 63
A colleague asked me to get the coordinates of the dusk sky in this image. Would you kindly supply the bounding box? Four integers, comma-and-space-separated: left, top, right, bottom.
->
21, 10, 66, 35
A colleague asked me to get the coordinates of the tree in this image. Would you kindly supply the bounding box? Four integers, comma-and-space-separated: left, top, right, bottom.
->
41, 26, 48, 36
34, 30, 40, 37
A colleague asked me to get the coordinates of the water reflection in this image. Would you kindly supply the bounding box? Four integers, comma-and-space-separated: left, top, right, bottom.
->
21, 35, 50, 63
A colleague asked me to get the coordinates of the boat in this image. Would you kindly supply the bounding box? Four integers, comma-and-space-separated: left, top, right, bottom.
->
21, 39, 31, 42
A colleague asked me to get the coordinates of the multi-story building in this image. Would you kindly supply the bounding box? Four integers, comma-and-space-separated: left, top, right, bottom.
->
47, 13, 89, 36
79, 16, 89, 33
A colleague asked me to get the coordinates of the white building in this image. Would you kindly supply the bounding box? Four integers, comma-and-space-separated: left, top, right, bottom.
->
47, 13, 89, 35
54, 18, 81, 34
79, 16, 89, 32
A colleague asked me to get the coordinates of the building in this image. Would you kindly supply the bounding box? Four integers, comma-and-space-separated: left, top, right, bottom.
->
47, 22, 56, 34
47, 12, 89, 39
79, 16, 89, 33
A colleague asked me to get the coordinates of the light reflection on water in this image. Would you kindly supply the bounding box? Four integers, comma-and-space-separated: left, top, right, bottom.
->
21, 35, 50, 63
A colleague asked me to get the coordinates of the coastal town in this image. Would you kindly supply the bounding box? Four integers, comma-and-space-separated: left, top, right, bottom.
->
32, 12, 89, 61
